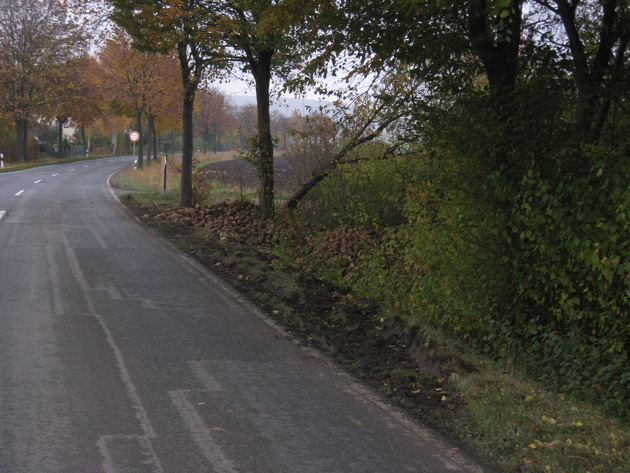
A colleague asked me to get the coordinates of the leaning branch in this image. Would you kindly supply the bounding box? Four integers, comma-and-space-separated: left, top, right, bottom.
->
286, 106, 400, 210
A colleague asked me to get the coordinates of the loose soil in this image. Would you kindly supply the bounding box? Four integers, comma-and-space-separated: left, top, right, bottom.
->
201, 157, 296, 195
119, 162, 496, 470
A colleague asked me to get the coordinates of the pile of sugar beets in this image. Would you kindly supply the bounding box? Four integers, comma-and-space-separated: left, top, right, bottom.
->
150, 200, 276, 246
150, 200, 378, 271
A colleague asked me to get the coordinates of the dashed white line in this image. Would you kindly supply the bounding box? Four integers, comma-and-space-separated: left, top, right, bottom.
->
34, 179, 42, 184
52, 173, 59, 176
0, 210, 6, 221
68, 168, 75, 172
15, 190, 24, 196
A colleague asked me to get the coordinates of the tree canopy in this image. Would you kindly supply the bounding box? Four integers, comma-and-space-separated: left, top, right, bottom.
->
341, 0, 629, 143
0, 0, 85, 161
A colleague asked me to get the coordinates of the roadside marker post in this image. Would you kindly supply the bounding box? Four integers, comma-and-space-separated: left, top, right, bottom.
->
162, 154, 167, 193
129, 131, 140, 168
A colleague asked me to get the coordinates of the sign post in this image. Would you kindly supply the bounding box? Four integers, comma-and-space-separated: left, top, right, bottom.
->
162, 153, 167, 193
129, 131, 140, 167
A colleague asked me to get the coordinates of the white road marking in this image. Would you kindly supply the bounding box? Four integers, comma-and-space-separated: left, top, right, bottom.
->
98, 435, 163, 473
52, 173, 59, 176
34, 179, 42, 184
62, 243, 163, 471
169, 390, 237, 473
0, 210, 5, 221
189, 361, 223, 392
15, 190, 24, 196
68, 168, 75, 172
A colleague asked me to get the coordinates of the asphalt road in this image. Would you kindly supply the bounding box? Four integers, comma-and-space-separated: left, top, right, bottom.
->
0, 157, 487, 473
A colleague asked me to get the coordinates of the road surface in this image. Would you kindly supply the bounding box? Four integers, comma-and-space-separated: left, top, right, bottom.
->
0, 157, 487, 473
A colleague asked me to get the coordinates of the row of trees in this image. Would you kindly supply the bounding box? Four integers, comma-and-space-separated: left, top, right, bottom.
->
107, 0, 339, 212
2, 1, 627, 213
0, 0, 88, 162
105, 0, 629, 213
0, 0, 299, 170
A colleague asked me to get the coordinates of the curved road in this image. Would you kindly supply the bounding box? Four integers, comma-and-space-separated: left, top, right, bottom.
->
0, 158, 487, 473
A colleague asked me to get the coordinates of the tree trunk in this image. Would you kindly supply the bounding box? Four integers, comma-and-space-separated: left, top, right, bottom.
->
468, 0, 522, 90
111, 129, 118, 155
253, 52, 275, 218
179, 83, 196, 208
147, 113, 157, 166
57, 118, 64, 158
152, 118, 158, 162
80, 127, 87, 156
146, 113, 154, 166
15, 119, 28, 162
554, 0, 624, 142
176, 40, 202, 208
136, 111, 144, 170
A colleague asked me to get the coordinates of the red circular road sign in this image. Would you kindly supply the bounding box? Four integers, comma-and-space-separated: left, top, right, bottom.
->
129, 131, 140, 142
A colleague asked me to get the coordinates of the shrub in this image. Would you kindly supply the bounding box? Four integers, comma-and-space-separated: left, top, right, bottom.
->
495, 146, 629, 419
299, 149, 424, 230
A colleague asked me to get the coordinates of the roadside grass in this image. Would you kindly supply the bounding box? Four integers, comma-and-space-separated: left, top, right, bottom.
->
451, 357, 628, 472
112, 161, 179, 193
110, 151, 258, 206
111, 166, 629, 473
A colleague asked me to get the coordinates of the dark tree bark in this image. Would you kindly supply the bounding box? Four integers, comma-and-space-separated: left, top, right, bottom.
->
468, 0, 523, 90
152, 117, 158, 162
553, 0, 627, 142
177, 41, 200, 208
56, 117, 65, 158
252, 50, 275, 218
15, 119, 28, 162
146, 113, 154, 166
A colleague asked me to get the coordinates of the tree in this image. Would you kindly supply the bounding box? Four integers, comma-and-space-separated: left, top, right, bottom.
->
285, 78, 411, 210
235, 104, 258, 149
100, 31, 181, 169
108, 1, 339, 214
109, 0, 224, 207
144, 54, 183, 163
531, 0, 630, 142
70, 54, 108, 154
0, 0, 85, 162
40, 54, 101, 158
342, 0, 629, 144
199, 0, 338, 217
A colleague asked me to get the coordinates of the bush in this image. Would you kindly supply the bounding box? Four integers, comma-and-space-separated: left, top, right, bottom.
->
495, 146, 629, 419
294, 83, 629, 420
299, 149, 424, 230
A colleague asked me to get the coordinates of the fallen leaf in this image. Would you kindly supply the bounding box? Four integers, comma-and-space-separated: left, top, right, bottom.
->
546, 440, 563, 449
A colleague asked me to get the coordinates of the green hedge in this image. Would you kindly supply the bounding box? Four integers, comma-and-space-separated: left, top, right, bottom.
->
303, 145, 628, 420
496, 147, 629, 419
